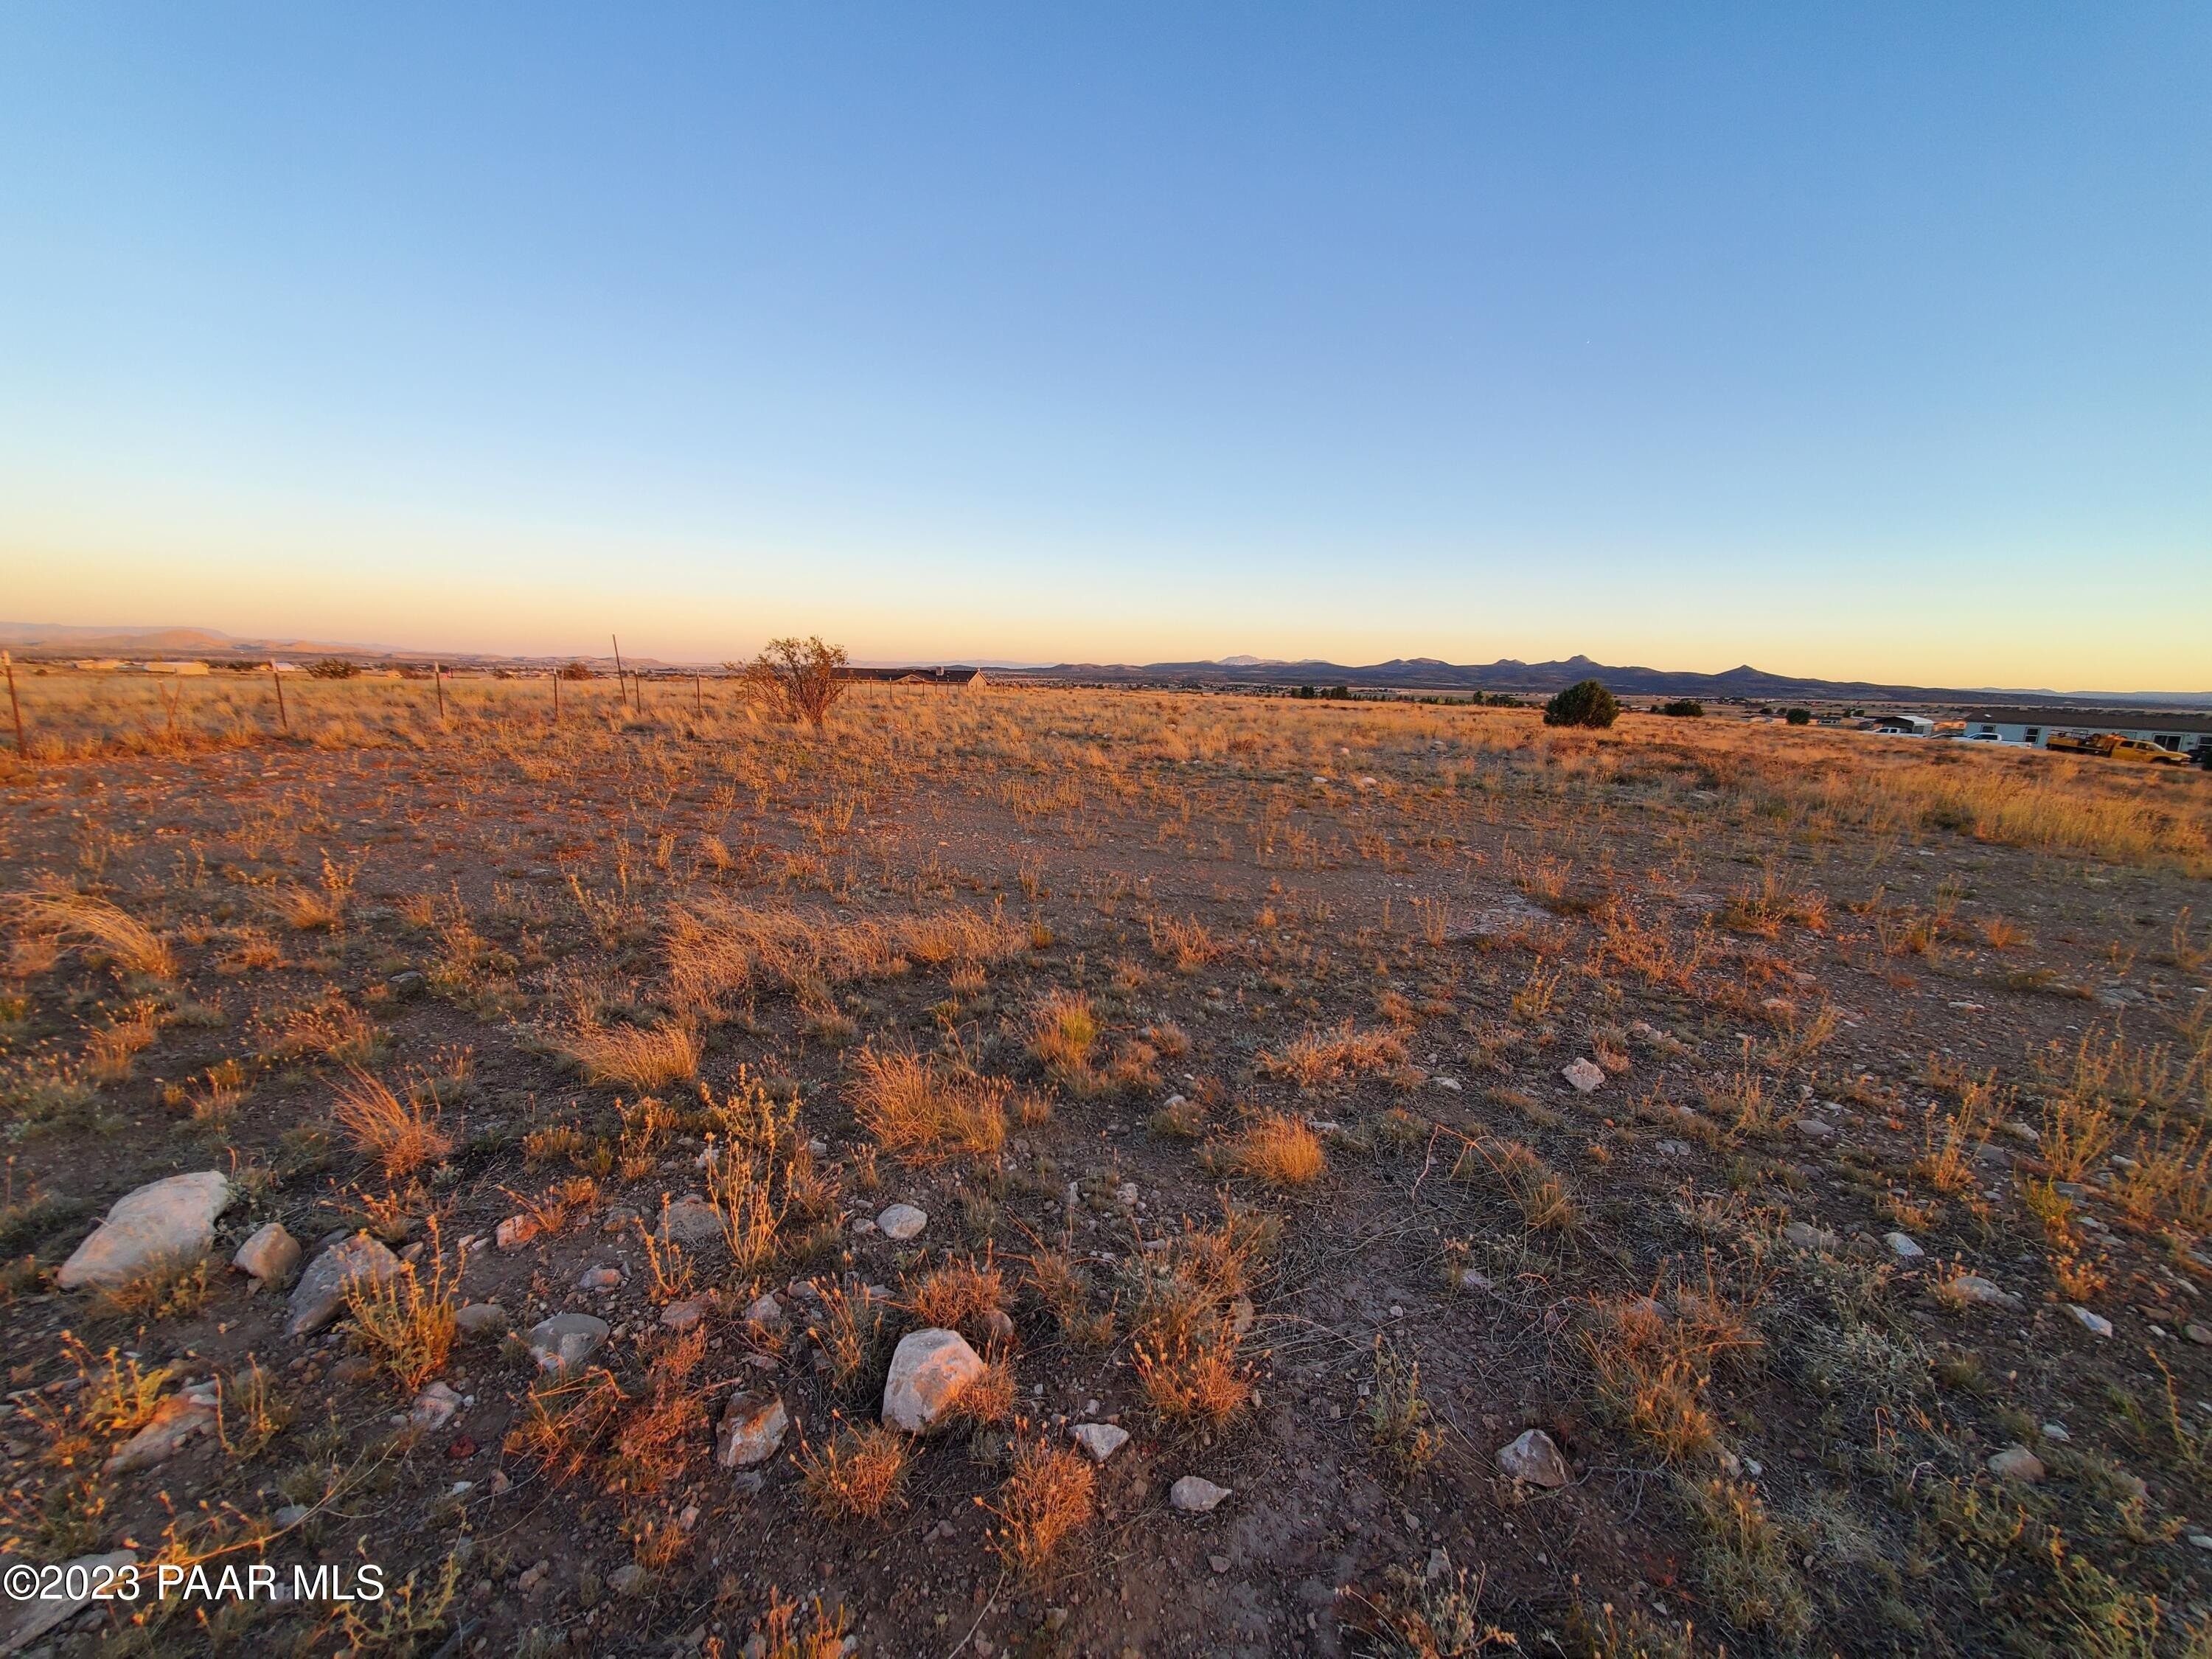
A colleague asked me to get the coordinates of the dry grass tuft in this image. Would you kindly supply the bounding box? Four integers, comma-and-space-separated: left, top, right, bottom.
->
984, 1434, 1096, 1573
799, 1422, 910, 1520
505, 1367, 627, 1486
559, 1019, 700, 1089
333, 1065, 454, 1180
1257, 1022, 1408, 1087
11, 891, 174, 979
905, 1251, 1006, 1338
346, 1222, 460, 1391
851, 1045, 1009, 1163
1233, 1114, 1327, 1187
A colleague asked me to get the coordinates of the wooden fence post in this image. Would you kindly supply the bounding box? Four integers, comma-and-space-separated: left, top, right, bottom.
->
2, 652, 24, 756
269, 661, 289, 734
434, 662, 445, 720
552, 669, 560, 726
695, 673, 703, 717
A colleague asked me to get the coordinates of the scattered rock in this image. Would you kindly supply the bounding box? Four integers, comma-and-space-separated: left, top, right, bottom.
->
288, 1233, 403, 1337
661, 1298, 708, 1332
528, 1312, 611, 1374
1782, 1222, 1837, 1252
715, 1393, 790, 1468
1941, 1275, 2020, 1310
577, 1266, 622, 1291
1497, 1428, 1571, 1489
1169, 1475, 1231, 1513
388, 970, 427, 998
102, 1385, 219, 1475
1884, 1232, 1924, 1260
1987, 1446, 2045, 1484
409, 1382, 463, 1431
2185, 1324, 2210, 1346
2068, 1304, 2114, 1338
232, 1221, 301, 1287
877, 1203, 928, 1241
658, 1196, 722, 1247
1209, 1554, 1231, 1574
1456, 1268, 1494, 1294
742, 1293, 785, 1331
0, 1550, 135, 1653
882, 1328, 984, 1432
1561, 1059, 1604, 1093
56, 1172, 232, 1290
1070, 1422, 1130, 1463
1792, 1116, 1836, 1141
494, 1215, 540, 1251
607, 1564, 650, 1597
983, 1308, 1017, 1343
454, 1302, 511, 1338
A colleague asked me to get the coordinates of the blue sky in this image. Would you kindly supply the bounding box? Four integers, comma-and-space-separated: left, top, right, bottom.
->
2, 4, 2207, 686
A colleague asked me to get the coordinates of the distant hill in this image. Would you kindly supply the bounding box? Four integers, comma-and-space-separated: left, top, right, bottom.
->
1024, 654, 2212, 709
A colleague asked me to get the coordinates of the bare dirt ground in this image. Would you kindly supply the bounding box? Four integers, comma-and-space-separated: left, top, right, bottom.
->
1, 674, 2209, 1658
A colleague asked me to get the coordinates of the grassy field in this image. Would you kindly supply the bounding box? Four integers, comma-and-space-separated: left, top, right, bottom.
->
1, 673, 2209, 1656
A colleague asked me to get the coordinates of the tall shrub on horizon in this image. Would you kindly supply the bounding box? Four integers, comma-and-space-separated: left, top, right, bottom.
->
1543, 679, 1620, 729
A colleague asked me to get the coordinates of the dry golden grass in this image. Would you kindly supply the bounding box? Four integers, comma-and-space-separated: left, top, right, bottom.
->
665, 898, 1026, 1015
611, 1326, 711, 1491
345, 1224, 460, 1392
558, 1019, 700, 1089
905, 1252, 1006, 1336
799, 1422, 910, 1520
332, 1065, 454, 1180
748, 1590, 853, 1659
504, 1366, 627, 1487
1132, 1319, 1253, 1425
850, 1045, 1009, 1163
985, 1436, 1096, 1573
1232, 1114, 1327, 1187
1026, 987, 1102, 1085
10, 891, 174, 979
1256, 1022, 1408, 1086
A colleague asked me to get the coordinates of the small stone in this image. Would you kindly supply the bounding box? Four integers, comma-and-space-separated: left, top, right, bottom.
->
454, 1302, 511, 1338
527, 1312, 611, 1373
658, 1196, 722, 1247
409, 1382, 463, 1430
877, 1203, 928, 1241
578, 1266, 622, 1291
742, 1293, 785, 1331
57, 1172, 232, 1290
1782, 1222, 1836, 1252
388, 970, 427, 998
715, 1393, 790, 1468
2041, 1421, 2071, 1442
1562, 1059, 1604, 1093
882, 1328, 984, 1432
2068, 1304, 2114, 1338
2188, 1534, 2212, 1551
1070, 1422, 1130, 1463
1792, 1116, 1836, 1141
232, 1222, 301, 1287
274, 1503, 310, 1526
1169, 1475, 1231, 1513
983, 1308, 1017, 1343
288, 1233, 403, 1337
102, 1390, 218, 1475
1988, 1445, 2045, 1484
494, 1215, 540, 1251
660, 1298, 707, 1332
1208, 1554, 1231, 1574
1941, 1274, 2019, 1310
1497, 1428, 1571, 1489
1884, 1232, 1924, 1260
1457, 1268, 1494, 1293
1433, 1076, 1461, 1092
607, 1564, 650, 1596
2185, 1324, 2211, 1346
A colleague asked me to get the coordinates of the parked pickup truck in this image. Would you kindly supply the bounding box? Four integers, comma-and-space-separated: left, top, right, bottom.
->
2045, 731, 2193, 765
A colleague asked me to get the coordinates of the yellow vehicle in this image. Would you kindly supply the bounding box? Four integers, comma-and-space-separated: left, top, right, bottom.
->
2045, 731, 2193, 765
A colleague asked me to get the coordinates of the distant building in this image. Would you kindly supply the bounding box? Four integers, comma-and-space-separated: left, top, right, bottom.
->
962, 669, 989, 690
142, 660, 211, 676
1868, 714, 1935, 736
72, 658, 125, 672
1950, 707, 2211, 757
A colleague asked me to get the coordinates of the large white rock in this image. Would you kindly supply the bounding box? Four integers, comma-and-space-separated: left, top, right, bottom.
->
1070, 1422, 1130, 1463
1169, 1475, 1232, 1513
102, 1384, 220, 1475
881, 1327, 984, 1432
528, 1313, 611, 1373
877, 1203, 928, 1241
56, 1172, 232, 1290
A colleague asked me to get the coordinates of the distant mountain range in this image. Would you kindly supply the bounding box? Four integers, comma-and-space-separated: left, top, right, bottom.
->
4, 625, 2205, 709
1022, 655, 2212, 709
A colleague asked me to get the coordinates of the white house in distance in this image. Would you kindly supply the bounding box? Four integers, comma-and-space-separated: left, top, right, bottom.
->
1947, 706, 2211, 758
